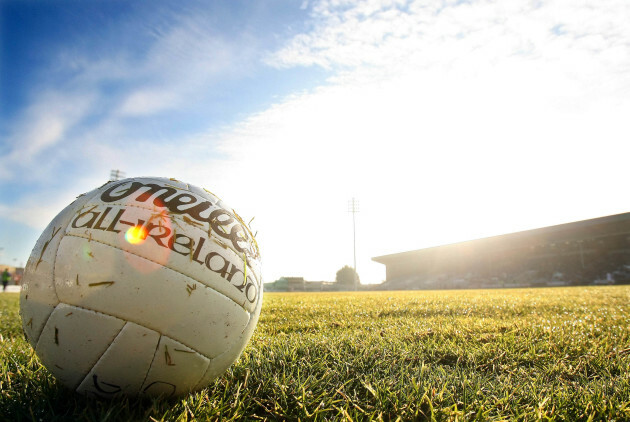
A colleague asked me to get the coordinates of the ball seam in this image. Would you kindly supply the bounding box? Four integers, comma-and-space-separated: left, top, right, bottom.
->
72, 320, 127, 391
33, 189, 108, 347
63, 232, 256, 311
51, 189, 105, 302
137, 328, 162, 395
52, 301, 216, 361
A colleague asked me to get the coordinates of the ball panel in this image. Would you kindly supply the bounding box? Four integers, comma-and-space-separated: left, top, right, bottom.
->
141, 177, 190, 191
141, 335, 210, 398
20, 192, 100, 346
65, 202, 259, 313
54, 236, 250, 358
35, 304, 126, 389
193, 282, 263, 390
186, 184, 222, 204
76, 322, 160, 397
20, 285, 57, 349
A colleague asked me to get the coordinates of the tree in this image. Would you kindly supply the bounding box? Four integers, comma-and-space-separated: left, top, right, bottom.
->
335, 265, 359, 286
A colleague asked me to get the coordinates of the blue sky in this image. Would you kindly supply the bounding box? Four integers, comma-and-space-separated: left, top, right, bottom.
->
1, 0, 629, 283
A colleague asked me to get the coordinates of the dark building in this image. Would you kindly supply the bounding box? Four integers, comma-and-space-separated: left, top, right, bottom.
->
263, 277, 338, 292
264, 277, 306, 292
373, 212, 630, 290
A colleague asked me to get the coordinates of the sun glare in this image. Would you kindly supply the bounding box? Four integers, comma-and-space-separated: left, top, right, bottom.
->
125, 225, 148, 245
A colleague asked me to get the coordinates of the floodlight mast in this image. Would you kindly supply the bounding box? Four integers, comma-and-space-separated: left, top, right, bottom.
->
348, 198, 359, 291
110, 169, 126, 181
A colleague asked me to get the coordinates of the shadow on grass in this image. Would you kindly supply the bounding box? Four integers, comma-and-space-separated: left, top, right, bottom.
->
1, 370, 193, 422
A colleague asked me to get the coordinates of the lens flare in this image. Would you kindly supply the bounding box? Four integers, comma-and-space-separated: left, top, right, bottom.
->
125, 225, 148, 245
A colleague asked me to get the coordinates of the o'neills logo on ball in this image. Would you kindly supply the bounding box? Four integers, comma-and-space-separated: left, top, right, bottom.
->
69, 180, 260, 303
101, 180, 258, 259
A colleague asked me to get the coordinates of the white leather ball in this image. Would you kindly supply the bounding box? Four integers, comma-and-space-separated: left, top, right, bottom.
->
20, 177, 262, 398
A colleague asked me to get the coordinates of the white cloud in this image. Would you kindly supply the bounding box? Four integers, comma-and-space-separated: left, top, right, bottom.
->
0, 188, 85, 231
0, 91, 96, 181
1, 6, 259, 181
62, 0, 628, 283
114, 13, 258, 117
270, 0, 630, 82
209, 0, 630, 283
118, 89, 179, 116
4, 0, 630, 284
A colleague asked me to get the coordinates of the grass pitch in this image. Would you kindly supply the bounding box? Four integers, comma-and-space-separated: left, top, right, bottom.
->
1, 286, 629, 421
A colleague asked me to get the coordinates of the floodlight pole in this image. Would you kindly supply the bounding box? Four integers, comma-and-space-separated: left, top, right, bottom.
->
348, 198, 359, 290
110, 169, 126, 181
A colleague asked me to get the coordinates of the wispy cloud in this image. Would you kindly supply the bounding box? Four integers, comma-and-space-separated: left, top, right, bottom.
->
118, 89, 179, 116
269, 0, 630, 82
1, 90, 96, 180
1, 5, 261, 181
0, 4, 267, 245
115, 15, 259, 117
3, 0, 630, 282
219, 0, 630, 280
